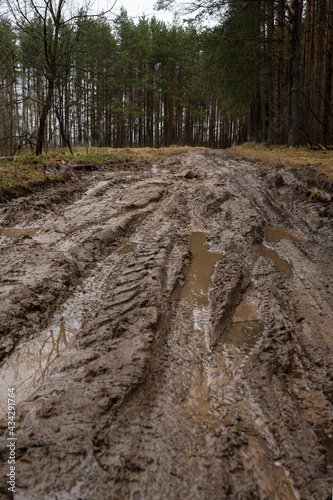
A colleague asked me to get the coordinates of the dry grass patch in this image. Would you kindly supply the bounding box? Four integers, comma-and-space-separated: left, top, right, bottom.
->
44, 145, 203, 165
228, 143, 333, 180
109, 146, 205, 164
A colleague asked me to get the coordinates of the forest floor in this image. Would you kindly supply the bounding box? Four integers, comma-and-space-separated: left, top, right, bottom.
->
0, 148, 332, 500
0, 147, 196, 203
229, 143, 333, 180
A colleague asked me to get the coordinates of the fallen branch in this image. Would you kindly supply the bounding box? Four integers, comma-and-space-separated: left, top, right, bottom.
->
300, 132, 326, 151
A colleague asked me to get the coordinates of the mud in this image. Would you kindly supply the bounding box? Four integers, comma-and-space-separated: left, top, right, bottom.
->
0, 149, 332, 499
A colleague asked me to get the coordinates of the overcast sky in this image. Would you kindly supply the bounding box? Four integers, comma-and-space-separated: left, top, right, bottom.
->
93, 0, 179, 24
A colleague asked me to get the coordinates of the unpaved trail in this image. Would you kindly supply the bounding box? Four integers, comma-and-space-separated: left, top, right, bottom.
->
0, 149, 332, 499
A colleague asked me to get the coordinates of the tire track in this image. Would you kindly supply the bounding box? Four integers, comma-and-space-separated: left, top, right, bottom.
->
0, 150, 332, 499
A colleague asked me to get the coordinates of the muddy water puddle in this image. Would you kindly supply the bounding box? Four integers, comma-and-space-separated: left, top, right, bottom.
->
180, 227, 264, 427
223, 320, 263, 351
184, 231, 222, 308
266, 226, 305, 244
0, 245, 125, 415
118, 243, 137, 254
233, 296, 260, 322
257, 226, 307, 274
0, 317, 80, 416
259, 243, 292, 273
177, 223, 298, 498
186, 363, 221, 429
190, 219, 209, 233
0, 227, 39, 238
179, 224, 222, 426
243, 433, 299, 500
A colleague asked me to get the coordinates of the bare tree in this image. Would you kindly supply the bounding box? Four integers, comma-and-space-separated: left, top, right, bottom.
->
6, 0, 114, 155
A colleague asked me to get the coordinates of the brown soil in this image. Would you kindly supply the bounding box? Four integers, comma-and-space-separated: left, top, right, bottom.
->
0, 150, 332, 499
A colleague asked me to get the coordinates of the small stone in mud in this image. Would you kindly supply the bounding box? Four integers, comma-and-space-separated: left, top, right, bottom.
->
184, 170, 197, 179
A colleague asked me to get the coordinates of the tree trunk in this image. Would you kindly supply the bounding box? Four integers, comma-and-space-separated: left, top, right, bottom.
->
55, 105, 73, 155
288, 0, 303, 147
36, 79, 54, 156
324, 0, 333, 145
316, 0, 327, 140
266, 0, 275, 144
249, 0, 263, 142
276, 0, 286, 143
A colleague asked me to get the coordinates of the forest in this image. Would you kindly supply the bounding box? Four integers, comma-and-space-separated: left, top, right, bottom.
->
1, 2, 333, 499
0, 0, 332, 155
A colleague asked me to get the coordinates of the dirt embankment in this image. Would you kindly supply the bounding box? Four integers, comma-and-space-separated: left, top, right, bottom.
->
0, 149, 332, 499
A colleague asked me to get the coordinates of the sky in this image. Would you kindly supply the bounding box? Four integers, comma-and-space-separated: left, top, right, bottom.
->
92, 0, 184, 24
0, 0, 195, 27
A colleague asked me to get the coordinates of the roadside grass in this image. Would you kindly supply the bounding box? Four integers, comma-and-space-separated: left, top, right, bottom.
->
68, 145, 200, 164
228, 143, 333, 180
0, 156, 46, 192
2, 143, 331, 194
0, 145, 201, 195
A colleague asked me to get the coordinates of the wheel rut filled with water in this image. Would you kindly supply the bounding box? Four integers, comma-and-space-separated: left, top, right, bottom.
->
0, 149, 332, 499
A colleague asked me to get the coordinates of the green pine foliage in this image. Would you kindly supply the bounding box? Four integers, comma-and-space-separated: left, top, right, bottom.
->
1, 0, 332, 154
0, 5, 246, 154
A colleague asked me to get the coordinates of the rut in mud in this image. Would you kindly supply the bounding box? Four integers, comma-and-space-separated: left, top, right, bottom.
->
0, 149, 332, 500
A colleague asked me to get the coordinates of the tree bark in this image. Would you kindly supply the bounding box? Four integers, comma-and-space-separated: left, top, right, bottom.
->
266, 0, 275, 144
36, 79, 54, 156
324, 0, 333, 145
288, 0, 303, 147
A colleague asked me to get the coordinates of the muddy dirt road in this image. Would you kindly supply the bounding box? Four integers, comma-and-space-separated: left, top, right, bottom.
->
0, 149, 332, 499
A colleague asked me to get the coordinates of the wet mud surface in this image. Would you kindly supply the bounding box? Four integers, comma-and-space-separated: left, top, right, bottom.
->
0, 149, 332, 499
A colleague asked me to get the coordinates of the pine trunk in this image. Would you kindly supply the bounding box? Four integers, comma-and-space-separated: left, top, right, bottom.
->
288, 0, 303, 147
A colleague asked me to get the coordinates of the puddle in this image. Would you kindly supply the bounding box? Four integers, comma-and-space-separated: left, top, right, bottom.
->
190, 219, 209, 233
184, 231, 222, 307
186, 363, 221, 429
180, 226, 266, 433
118, 243, 137, 254
0, 317, 80, 416
223, 320, 263, 350
179, 224, 222, 428
233, 298, 259, 322
169, 221, 297, 497
243, 433, 300, 500
0, 228, 39, 238
266, 227, 305, 244
259, 243, 292, 273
